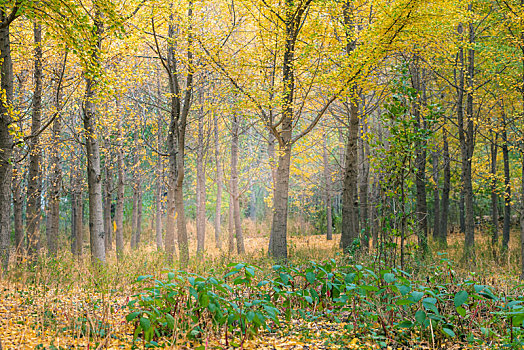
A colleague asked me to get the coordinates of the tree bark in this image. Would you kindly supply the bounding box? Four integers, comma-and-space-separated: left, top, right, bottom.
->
131, 135, 139, 249
440, 129, 450, 246
359, 115, 370, 249
103, 158, 113, 252
155, 117, 163, 251
196, 101, 206, 253
231, 114, 245, 254
71, 160, 83, 257
501, 116, 511, 253
228, 193, 235, 253
26, 23, 43, 258
0, 9, 15, 274
323, 128, 333, 241
115, 113, 125, 257
490, 136, 499, 257
46, 81, 63, 257
83, 9, 106, 263
214, 112, 222, 249
432, 151, 440, 241
340, 0, 360, 252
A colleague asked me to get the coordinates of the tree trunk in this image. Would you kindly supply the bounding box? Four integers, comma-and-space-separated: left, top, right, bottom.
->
231, 115, 245, 254
115, 113, 125, 257
12, 154, 24, 258
323, 128, 333, 241
214, 113, 223, 249
411, 59, 428, 254
46, 54, 65, 258
432, 151, 440, 242
341, 99, 359, 251
340, 0, 360, 252
131, 139, 139, 249
103, 162, 113, 252
0, 10, 14, 274
26, 23, 43, 258
502, 119, 511, 253
71, 161, 83, 257
228, 193, 235, 253
136, 187, 142, 247
440, 129, 450, 246
155, 117, 163, 251
490, 136, 499, 257
83, 10, 106, 263
196, 103, 206, 253
464, 16, 476, 259
359, 116, 370, 248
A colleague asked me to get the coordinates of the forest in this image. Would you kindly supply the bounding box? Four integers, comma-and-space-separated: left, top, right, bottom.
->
0, 0, 523, 348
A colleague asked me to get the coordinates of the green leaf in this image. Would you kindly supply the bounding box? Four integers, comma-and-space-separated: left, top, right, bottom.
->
166, 314, 175, 329
454, 291, 468, 307
306, 271, 316, 284
442, 327, 456, 337
415, 310, 426, 325
384, 273, 396, 283
422, 297, 439, 314
456, 306, 467, 317
126, 312, 140, 322
410, 291, 424, 302
140, 317, 151, 332
397, 320, 413, 328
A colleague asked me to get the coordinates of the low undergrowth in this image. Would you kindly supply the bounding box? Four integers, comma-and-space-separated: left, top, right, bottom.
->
127, 255, 524, 349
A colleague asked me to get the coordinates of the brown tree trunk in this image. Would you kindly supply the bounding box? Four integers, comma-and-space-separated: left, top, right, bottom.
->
440, 129, 450, 246
155, 117, 163, 251
464, 16, 476, 259
71, 160, 83, 257
83, 10, 106, 263
228, 193, 235, 253
12, 165, 24, 257
323, 128, 333, 241
359, 116, 370, 248
136, 187, 142, 247
115, 113, 125, 257
490, 136, 499, 257
196, 102, 206, 253
0, 9, 15, 274
502, 118, 511, 253
432, 151, 440, 242
214, 113, 222, 249
26, 23, 43, 258
46, 98, 62, 257
231, 115, 245, 254
103, 161, 113, 252
340, 0, 360, 252
131, 137, 139, 249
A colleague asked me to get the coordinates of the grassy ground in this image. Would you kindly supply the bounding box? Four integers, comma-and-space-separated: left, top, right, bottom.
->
0, 222, 522, 349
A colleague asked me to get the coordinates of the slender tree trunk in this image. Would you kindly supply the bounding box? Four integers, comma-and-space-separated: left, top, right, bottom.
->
231, 115, 245, 254
490, 136, 499, 257
502, 123, 511, 253
359, 116, 370, 249
340, 0, 360, 252
432, 151, 440, 242
323, 128, 333, 241
196, 103, 206, 253
0, 10, 14, 274
103, 161, 113, 252
440, 130, 450, 246
411, 59, 428, 254
12, 166, 24, 257
26, 23, 43, 258
115, 113, 125, 257
519, 0, 524, 281
136, 187, 142, 247
464, 15, 476, 258
83, 10, 106, 263
155, 117, 163, 251
47, 96, 62, 257
71, 160, 83, 257
228, 193, 235, 253
131, 139, 139, 249
214, 113, 222, 249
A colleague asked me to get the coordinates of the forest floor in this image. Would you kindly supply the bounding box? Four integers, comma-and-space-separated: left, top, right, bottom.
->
0, 226, 523, 349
